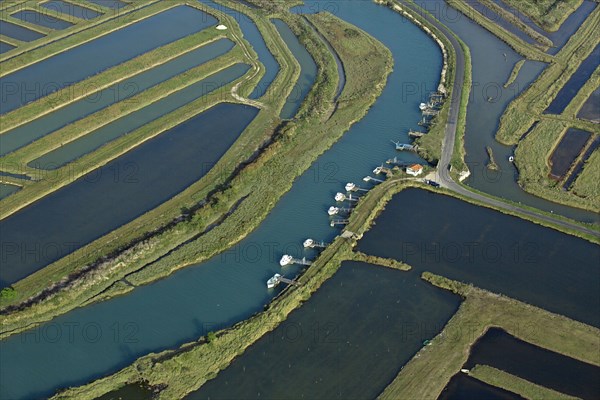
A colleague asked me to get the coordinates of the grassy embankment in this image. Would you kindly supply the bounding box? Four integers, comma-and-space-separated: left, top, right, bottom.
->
447, 0, 553, 62
0, 6, 391, 340
469, 365, 579, 400
496, 0, 584, 32
51, 133, 598, 397
0, 0, 282, 328
50, 12, 393, 400
496, 6, 600, 145
572, 148, 600, 199
0, 29, 232, 175
504, 59, 525, 88
0, 0, 161, 65
476, 0, 553, 47
515, 118, 600, 213
0, 1, 206, 138
493, 6, 600, 212
378, 273, 600, 399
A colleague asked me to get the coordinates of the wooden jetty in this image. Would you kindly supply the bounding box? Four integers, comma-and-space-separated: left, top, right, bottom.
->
330, 219, 349, 227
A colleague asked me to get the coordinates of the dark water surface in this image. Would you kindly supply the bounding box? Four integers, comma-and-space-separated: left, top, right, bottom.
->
439, 373, 525, 400
0, 102, 258, 288
357, 188, 600, 327
189, 262, 460, 400
464, 328, 600, 399
0, 5, 217, 115
0, 39, 236, 156
0, 20, 45, 42
577, 86, 600, 122
42, 0, 102, 20
548, 128, 592, 179
272, 18, 317, 119
0, 183, 20, 200
11, 9, 73, 30
199, 0, 279, 99
0, 40, 15, 53
0, 1, 443, 398
545, 43, 600, 115
29, 64, 250, 169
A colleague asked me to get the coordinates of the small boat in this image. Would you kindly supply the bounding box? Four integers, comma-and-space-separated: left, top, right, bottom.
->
334, 192, 346, 202
267, 273, 281, 288
345, 182, 356, 192
419, 102, 428, 111
328, 206, 340, 216
508, 155, 514, 162
279, 255, 293, 267
392, 140, 416, 151
461, 368, 470, 374
303, 238, 314, 248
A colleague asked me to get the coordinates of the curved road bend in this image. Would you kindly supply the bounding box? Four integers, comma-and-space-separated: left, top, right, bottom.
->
399, 1, 600, 238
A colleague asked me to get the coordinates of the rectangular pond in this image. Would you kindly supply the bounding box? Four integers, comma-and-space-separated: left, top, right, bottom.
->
11, 9, 74, 30
0, 102, 258, 287
29, 63, 250, 169
42, 0, 102, 20
0, 40, 15, 53
563, 137, 600, 190
356, 188, 600, 327
0, 38, 236, 156
0, 183, 21, 200
272, 18, 317, 119
464, 327, 600, 399
577, 86, 600, 122
85, 0, 128, 9
548, 128, 591, 180
0, 20, 46, 42
545, 43, 600, 115
187, 261, 461, 400
0, 5, 217, 115
488, 0, 597, 55
439, 373, 524, 400
199, 0, 279, 99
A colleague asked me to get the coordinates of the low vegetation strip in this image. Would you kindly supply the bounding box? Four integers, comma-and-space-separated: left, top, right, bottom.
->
0, 13, 224, 134
504, 59, 525, 88
378, 273, 600, 399
0, 9, 390, 342
353, 251, 411, 271
496, 6, 600, 145
0, 50, 244, 219
0, 0, 164, 70
49, 15, 392, 399
496, 0, 584, 32
447, 0, 553, 62
469, 365, 579, 400
476, 0, 553, 47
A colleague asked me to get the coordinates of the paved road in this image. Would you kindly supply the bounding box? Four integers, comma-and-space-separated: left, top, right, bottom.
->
401, 1, 600, 239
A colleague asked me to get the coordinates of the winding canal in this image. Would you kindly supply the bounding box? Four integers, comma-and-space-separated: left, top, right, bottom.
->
0, 1, 597, 399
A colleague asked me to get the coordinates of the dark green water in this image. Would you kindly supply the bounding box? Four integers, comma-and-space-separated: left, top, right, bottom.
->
0, 39, 235, 156
0, 183, 20, 200
189, 261, 460, 400
464, 328, 600, 399
357, 188, 600, 327
272, 18, 317, 119
0, 5, 217, 115
28, 63, 249, 169
0, 20, 46, 42
11, 9, 73, 30
0, 102, 258, 287
439, 373, 524, 400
